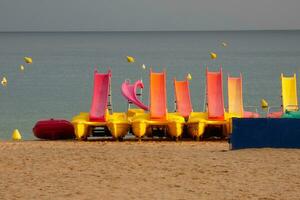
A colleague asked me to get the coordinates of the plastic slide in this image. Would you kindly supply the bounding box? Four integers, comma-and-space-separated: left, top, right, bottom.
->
174, 78, 193, 118
281, 73, 298, 111
150, 69, 167, 120
268, 73, 298, 118
228, 75, 243, 116
89, 70, 111, 122
130, 69, 185, 139
228, 74, 259, 118
186, 67, 232, 139
206, 68, 225, 120
121, 80, 149, 110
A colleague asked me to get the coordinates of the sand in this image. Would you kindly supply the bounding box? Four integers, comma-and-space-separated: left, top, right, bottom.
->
0, 140, 299, 200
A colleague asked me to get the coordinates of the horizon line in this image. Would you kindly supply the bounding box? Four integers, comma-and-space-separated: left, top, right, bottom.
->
0, 29, 299, 33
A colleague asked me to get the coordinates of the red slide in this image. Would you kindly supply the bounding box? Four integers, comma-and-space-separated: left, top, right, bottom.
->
89, 70, 111, 122
174, 78, 193, 118
150, 69, 167, 120
206, 67, 225, 120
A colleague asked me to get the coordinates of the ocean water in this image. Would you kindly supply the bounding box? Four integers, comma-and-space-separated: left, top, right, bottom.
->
0, 31, 299, 139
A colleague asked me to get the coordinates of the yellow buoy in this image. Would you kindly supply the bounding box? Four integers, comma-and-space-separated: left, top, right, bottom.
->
24, 57, 33, 64
187, 73, 192, 80
12, 129, 22, 141
221, 42, 227, 47
20, 65, 25, 71
1, 77, 7, 87
210, 52, 217, 59
261, 99, 268, 109
126, 56, 135, 63
142, 64, 146, 70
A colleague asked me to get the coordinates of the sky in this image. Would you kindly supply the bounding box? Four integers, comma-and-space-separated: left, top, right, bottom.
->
0, 0, 300, 31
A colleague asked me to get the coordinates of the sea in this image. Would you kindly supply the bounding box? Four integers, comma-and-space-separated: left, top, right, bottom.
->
0, 31, 299, 139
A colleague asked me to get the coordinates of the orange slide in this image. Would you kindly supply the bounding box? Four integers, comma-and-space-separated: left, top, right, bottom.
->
130, 69, 185, 139
174, 78, 193, 118
150, 69, 167, 120
227, 74, 259, 118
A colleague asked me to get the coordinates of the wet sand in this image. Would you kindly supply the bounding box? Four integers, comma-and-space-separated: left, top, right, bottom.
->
0, 141, 299, 200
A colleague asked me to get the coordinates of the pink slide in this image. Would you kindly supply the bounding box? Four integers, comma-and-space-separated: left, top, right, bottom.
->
150, 69, 167, 120
206, 67, 225, 120
121, 80, 149, 110
89, 70, 111, 122
174, 78, 193, 118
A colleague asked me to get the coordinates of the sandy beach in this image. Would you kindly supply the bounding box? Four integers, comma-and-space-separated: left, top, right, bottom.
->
0, 141, 299, 200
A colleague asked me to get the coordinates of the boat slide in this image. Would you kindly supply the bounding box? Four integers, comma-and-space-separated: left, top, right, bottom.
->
173, 78, 193, 119
268, 73, 298, 118
227, 74, 259, 118
72, 70, 130, 140
281, 73, 298, 111
206, 67, 226, 120
150, 70, 167, 120
187, 67, 230, 139
280, 74, 300, 118
130, 69, 185, 139
89, 70, 111, 122
121, 79, 149, 111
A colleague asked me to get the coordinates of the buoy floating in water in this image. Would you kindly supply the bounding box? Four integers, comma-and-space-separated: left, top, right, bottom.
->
1, 77, 7, 87
12, 129, 22, 141
24, 57, 33, 64
187, 73, 192, 80
210, 52, 217, 59
20, 65, 25, 71
221, 42, 227, 47
142, 64, 146, 70
126, 56, 135, 63
261, 99, 269, 109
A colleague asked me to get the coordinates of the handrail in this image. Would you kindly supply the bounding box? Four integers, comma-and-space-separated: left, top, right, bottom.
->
285, 104, 299, 111
243, 105, 259, 114
266, 106, 282, 114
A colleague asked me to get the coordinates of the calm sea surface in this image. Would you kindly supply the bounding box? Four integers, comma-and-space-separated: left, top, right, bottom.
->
0, 31, 299, 139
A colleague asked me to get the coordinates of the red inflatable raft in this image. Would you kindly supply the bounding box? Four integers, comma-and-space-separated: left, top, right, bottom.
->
33, 119, 75, 140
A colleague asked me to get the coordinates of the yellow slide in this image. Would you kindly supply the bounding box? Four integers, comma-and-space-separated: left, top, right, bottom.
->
268, 73, 298, 118
281, 73, 298, 112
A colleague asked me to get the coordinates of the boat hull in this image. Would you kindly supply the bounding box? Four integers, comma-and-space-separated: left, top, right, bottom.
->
33, 119, 75, 140
186, 112, 231, 139
131, 113, 185, 139
72, 112, 130, 140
